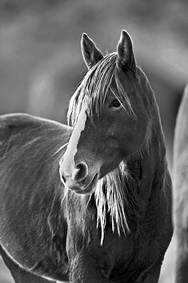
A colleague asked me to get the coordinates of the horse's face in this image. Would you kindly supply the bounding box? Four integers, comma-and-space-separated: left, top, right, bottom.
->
59, 31, 151, 194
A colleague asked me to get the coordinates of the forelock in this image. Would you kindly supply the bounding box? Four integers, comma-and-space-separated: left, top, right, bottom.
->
67, 52, 136, 126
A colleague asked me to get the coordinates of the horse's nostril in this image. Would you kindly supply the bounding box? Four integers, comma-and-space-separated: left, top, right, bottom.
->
73, 162, 88, 182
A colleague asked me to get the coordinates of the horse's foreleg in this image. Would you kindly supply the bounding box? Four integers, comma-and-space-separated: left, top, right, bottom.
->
0, 246, 56, 283
69, 252, 102, 283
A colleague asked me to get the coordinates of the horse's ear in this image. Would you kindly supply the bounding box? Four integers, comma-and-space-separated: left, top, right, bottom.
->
81, 33, 103, 69
116, 30, 136, 73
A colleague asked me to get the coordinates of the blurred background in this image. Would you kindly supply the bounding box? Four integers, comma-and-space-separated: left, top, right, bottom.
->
0, 0, 187, 282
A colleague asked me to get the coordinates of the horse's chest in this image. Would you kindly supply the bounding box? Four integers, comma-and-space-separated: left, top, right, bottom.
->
97, 233, 160, 281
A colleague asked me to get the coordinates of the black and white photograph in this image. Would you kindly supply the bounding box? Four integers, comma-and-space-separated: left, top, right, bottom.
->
0, 1, 188, 282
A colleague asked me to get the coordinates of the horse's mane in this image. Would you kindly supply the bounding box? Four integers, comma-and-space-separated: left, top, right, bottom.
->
66, 52, 154, 244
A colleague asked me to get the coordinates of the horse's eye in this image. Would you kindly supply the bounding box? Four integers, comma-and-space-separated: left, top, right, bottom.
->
109, 99, 121, 109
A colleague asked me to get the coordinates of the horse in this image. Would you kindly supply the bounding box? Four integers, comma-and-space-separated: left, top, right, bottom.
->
0, 30, 173, 283
173, 83, 188, 283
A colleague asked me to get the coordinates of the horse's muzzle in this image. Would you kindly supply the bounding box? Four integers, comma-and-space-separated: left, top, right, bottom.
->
59, 160, 98, 194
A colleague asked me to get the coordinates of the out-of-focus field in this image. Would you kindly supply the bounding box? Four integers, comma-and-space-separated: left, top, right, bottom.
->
0, 0, 188, 282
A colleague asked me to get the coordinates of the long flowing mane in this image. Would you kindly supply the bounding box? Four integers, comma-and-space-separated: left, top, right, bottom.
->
66, 53, 152, 244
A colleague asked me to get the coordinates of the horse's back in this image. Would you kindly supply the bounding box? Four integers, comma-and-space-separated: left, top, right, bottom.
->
0, 113, 71, 156
173, 84, 188, 283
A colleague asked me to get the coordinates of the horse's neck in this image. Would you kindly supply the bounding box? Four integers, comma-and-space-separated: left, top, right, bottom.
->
129, 124, 167, 210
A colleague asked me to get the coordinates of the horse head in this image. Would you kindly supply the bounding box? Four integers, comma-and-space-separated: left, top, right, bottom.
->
59, 30, 154, 195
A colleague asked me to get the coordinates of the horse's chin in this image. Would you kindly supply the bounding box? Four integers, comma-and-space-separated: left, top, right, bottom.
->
64, 174, 98, 195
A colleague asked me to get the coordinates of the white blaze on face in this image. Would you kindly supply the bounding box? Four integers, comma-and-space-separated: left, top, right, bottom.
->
59, 104, 88, 178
